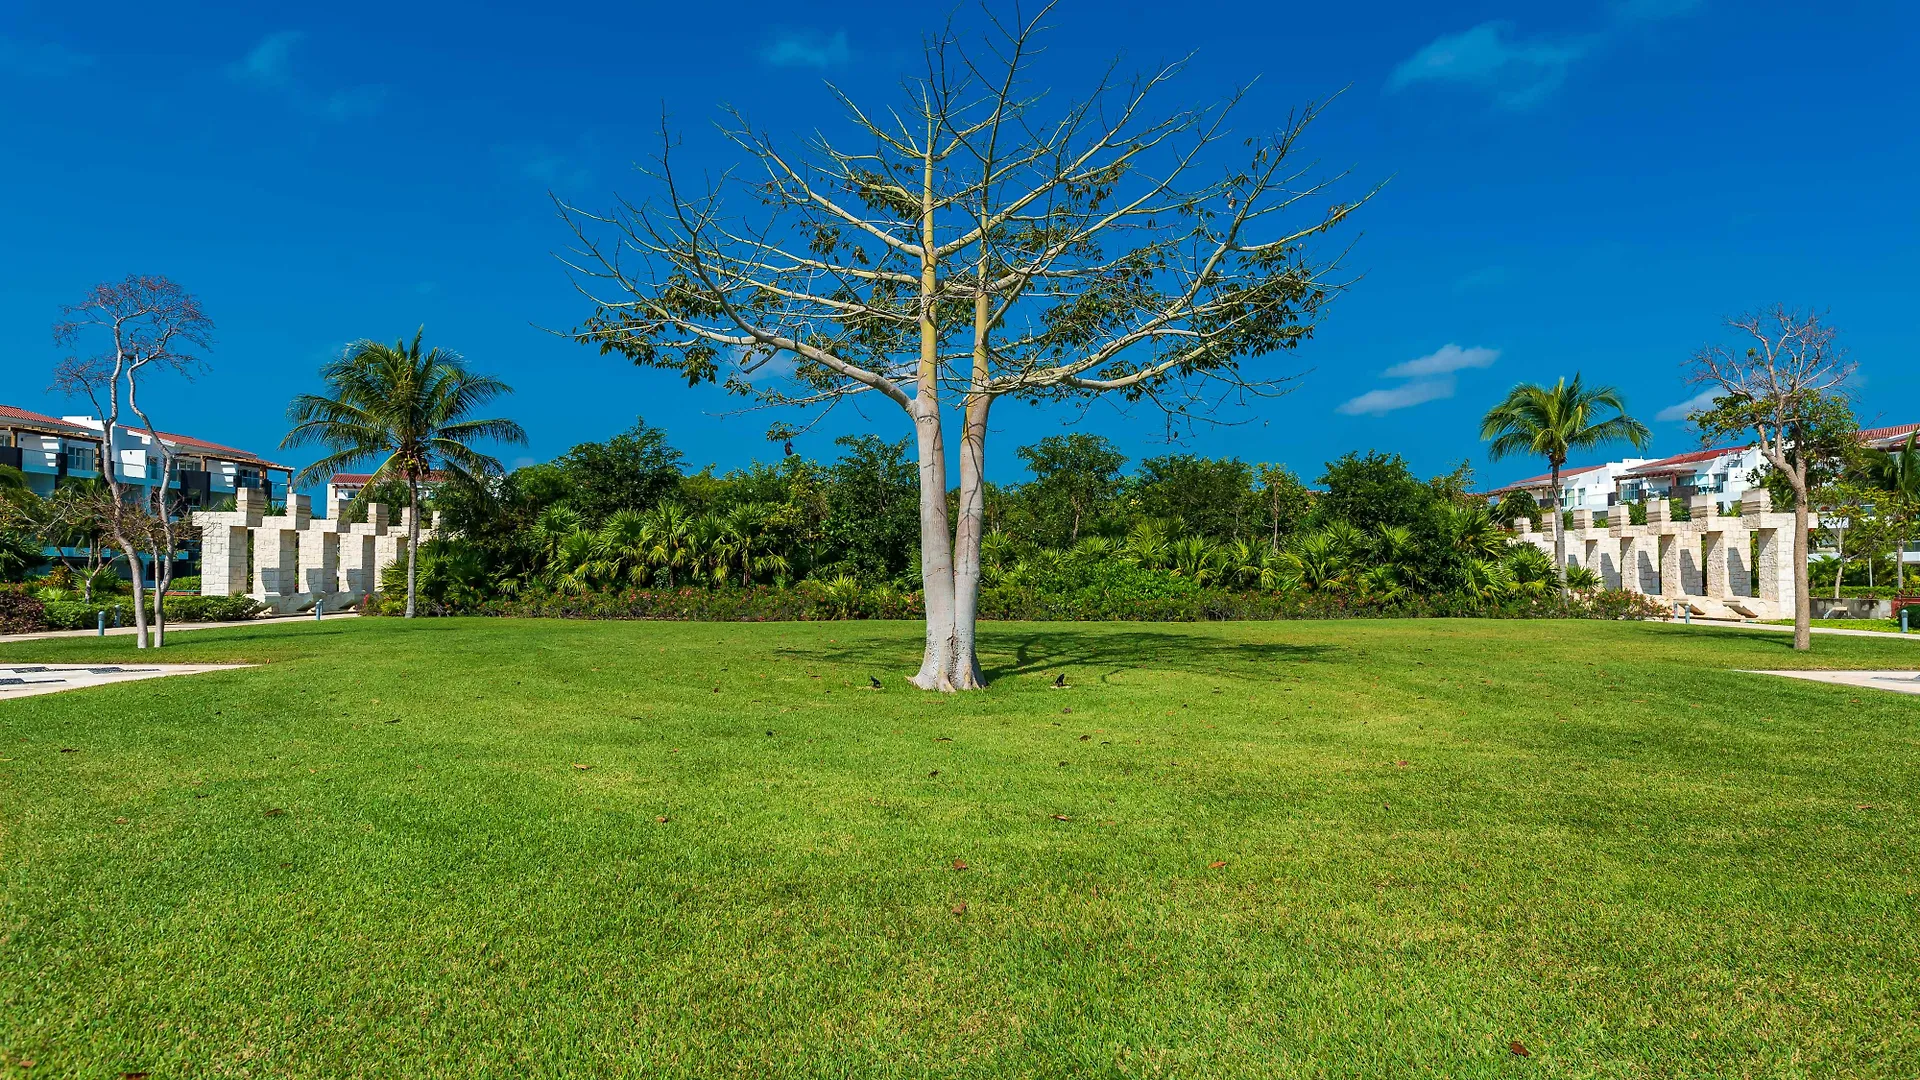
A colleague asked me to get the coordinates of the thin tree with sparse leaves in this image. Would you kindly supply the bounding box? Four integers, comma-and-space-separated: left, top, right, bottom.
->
282, 330, 526, 618
1481, 376, 1651, 597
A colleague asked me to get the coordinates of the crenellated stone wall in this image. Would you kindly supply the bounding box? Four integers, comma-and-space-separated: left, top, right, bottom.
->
190, 487, 438, 613
1510, 489, 1797, 619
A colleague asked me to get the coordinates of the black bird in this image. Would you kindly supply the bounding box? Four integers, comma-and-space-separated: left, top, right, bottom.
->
1052, 673, 1068, 689
869, 675, 883, 689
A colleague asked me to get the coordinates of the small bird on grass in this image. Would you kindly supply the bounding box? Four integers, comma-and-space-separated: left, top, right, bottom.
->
1051, 673, 1068, 689
869, 675, 883, 689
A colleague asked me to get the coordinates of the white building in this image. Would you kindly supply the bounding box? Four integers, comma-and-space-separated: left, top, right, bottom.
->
326, 471, 445, 519
1488, 458, 1651, 515
1, 403, 293, 581
1613, 444, 1765, 511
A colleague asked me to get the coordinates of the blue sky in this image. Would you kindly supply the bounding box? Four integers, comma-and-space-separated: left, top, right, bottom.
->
2, 0, 1914, 492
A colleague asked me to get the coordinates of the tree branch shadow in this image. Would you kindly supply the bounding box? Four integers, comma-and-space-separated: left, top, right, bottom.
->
779, 624, 1338, 683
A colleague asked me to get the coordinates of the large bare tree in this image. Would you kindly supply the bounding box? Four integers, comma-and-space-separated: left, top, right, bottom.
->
1688, 306, 1856, 651
560, 6, 1368, 688
52, 276, 212, 649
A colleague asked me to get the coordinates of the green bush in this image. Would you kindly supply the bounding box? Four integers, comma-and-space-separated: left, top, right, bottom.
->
38, 595, 266, 631
0, 586, 46, 633
372, 582, 1666, 625
169, 575, 202, 594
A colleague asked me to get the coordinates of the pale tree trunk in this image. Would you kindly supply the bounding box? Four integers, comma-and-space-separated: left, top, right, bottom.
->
1790, 469, 1812, 651
907, 135, 963, 691
113, 524, 150, 649
1832, 522, 1846, 600
406, 477, 421, 618
948, 393, 991, 691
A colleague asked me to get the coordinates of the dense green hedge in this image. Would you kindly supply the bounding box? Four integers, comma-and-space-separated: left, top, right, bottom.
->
370, 583, 1667, 623
36, 595, 268, 631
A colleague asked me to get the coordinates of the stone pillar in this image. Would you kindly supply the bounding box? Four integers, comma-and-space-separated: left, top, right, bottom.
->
373, 506, 413, 589
252, 494, 311, 610
297, 516, 343, 606
189, 485, 266, 597
1743, 489, 1796, 614
338, 502, 389, 602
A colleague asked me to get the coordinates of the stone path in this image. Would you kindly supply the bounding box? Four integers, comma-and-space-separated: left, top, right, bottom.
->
0, 663, 253, 700
0, 612, 358, 645
1744, 669, 1920, 696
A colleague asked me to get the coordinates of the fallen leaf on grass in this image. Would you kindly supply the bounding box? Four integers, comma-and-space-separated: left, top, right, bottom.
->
928, 769, 940, 778
952, 859, 969, 871
114, 817, 129, 824
1509, 1040, 1530, 1057
951, 902, 968, 916
1207, 860, 1226, 869
1078, 734, 1090, 741
262, 808, 287, 818
1396, 760, 1408, 767
572, 763, 592, 771
933, 736, 952, 742
1051, 814, 1070, 821
1857, 804, 1874, 810
60, 748, 77, 753
656, 816, 670, 823
123, 1072, 150, 1079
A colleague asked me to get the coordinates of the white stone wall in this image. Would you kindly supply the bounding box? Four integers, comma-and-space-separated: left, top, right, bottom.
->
1511, 489, 1797, 619
191, 492, 435, 614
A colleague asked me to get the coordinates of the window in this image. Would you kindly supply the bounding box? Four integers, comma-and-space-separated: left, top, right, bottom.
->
64, 444, 96, 472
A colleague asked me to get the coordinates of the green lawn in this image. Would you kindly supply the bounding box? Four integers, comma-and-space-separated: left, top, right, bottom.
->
2, 618, 1917, 1078
1766, 617, 1910, 634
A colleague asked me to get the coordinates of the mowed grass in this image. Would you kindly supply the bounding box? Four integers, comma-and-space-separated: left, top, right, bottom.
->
1, 618, 1917, 1079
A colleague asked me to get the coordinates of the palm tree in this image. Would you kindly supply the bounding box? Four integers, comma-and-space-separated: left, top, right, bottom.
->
283, 330, 526, 617
1863, 433, 1920, 592
1481, 376, 1651, 597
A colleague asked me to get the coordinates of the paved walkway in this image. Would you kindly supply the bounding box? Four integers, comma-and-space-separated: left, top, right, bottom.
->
1653, 618, 1919, 642
0, 662, 255, 699
0, 612, 359, 645
1745, 669, 1920, 696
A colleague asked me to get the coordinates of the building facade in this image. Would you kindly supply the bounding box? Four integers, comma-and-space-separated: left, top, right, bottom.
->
2, 403, 294, 581
1488, 458, 1652, 515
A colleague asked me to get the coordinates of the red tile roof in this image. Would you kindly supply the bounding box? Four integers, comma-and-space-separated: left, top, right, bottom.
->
1488, 462, 1609, 495
151, 429, 290, 471
1859, 422, 1920, 446
329, 470, 446, 486
0, 404, 95, 436
1617, 445, 1749, 478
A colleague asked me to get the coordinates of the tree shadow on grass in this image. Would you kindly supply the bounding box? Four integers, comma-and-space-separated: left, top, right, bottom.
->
781, 624, 1338, 683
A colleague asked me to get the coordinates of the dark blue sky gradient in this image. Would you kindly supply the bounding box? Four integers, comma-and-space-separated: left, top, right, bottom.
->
2, 0, 1913, 492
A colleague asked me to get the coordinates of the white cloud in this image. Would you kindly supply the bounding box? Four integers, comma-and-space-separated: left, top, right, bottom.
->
1388, 1, 1702, 109
228, 31, 383, 121
762, 30, 851, 69
1655, 388, 1723, 422
1387, 23, 1588, 109
1338, 376, 1458, 417
0, 35, 95, 77
230, 31, 304, 88
1384, 343, 1500, 378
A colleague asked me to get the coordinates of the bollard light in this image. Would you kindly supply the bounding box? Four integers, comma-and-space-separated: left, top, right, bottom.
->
316, 599, 324, 621
97, 611, 105, 637
1904, 607, 1911, 634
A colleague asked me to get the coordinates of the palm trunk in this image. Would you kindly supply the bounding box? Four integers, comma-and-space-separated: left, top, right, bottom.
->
405, 478, 420, 618
1550, 462, 1567, 604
